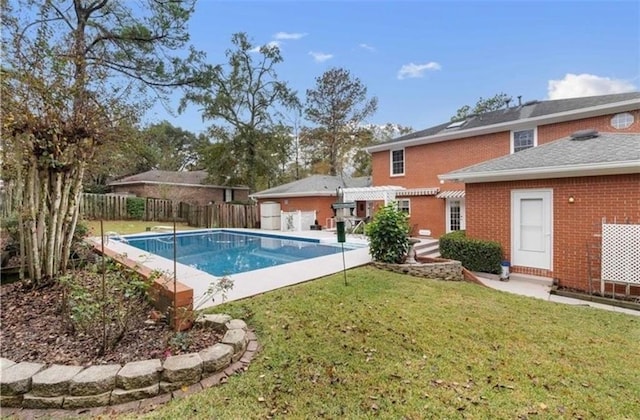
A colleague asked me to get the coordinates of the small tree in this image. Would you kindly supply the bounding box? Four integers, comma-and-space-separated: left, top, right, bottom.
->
365, 202, 410, 263
451, 93, 512, 121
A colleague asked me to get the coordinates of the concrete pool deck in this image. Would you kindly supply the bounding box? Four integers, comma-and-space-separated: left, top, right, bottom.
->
91, 229, 371, 309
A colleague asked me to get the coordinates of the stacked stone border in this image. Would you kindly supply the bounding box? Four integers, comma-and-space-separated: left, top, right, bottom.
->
0, 314, 259, 417
371, 256, 464, 281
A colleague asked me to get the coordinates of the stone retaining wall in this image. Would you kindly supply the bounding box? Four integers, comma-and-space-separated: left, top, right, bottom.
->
0, 314, 257, 413
372, 256, 463, 281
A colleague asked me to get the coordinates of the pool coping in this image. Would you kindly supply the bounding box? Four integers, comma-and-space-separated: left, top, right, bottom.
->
89, 229, 372, 311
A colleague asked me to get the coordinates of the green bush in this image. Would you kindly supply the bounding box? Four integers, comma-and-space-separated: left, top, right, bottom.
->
439, 230, 502, 274
365, 202, 410, 264
126, 197, 145, 219
59, 258, 151, 352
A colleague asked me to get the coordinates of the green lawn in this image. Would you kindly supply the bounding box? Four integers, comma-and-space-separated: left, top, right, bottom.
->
83, 220, 197, 236
137, 266, 639, 419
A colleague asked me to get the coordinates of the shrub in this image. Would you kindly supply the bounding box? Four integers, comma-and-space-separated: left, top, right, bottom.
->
365, 202, 410, 263
126, 197, 146, 219
59, 257, 152, 353
439, 230, 502, 274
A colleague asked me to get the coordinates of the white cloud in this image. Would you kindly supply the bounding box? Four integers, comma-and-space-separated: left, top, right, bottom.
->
273, 31, 308, 40
547, 73, 636, 99
397, 62, 442, 80
359, 43, 375, 52
309, 51, 333, 63
249, 40, 281, 53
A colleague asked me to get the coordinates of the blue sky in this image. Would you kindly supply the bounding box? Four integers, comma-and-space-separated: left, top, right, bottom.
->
147, 0, 640, 134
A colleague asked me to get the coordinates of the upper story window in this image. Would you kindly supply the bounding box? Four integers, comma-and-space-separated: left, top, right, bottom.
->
390, 149, 405, 176
224, 188, 233, 202
611, 112, 634, 130
511, 128, 537, 153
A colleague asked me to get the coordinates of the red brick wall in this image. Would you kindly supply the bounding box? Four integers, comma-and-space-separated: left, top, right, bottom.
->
371, 110, 640, 236
111, 184, 249, 206
466, 174, 640, 294
372, 131, 510, 190
403, 196, 446, 238
538, 110, 640, 144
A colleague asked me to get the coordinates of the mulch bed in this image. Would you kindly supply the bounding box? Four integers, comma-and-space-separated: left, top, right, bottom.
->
0, 279, 221, 366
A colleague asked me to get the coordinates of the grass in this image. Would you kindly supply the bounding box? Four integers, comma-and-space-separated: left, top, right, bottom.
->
83, 220, 197, 236
135, 267, 640, 419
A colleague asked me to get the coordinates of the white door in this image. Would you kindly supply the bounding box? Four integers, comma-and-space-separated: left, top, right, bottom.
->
446, 198, 466, 233
511, 190, 552, 270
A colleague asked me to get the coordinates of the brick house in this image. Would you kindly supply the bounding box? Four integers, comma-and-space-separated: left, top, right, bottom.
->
250, 175, 372, 229
108, 170, 250, 206
366, 92, 640, 238
439, 131, 639, 296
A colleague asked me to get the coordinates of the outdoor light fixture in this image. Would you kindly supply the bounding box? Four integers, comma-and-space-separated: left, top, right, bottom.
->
568, 195, 575, 204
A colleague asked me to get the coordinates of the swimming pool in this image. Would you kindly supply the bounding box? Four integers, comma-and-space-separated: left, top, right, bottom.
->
120, 230, 363, 277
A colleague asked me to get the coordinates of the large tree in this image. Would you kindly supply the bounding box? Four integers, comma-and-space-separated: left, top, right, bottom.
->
181, 32, 299, 192
140, 121, 201, 171
451, 92, 512, 121
1, 0, 204, 284
303, 67, 378, 176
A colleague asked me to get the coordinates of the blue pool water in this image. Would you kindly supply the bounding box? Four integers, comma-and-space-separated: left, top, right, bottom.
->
121, 230, 361, 276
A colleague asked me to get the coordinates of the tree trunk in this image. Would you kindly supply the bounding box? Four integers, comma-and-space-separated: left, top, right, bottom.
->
16, 152, 86, 286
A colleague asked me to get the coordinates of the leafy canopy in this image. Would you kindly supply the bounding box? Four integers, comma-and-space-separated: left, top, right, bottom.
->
303, 67, 378, 176
181, 32, 300, 192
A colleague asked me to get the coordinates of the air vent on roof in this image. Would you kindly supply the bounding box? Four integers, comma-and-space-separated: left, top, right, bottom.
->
522, 100, 539, 106
446, 120, 466, 129
570, 129, 599, 141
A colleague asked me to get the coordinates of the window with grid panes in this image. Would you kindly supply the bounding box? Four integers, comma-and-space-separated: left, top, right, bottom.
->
391, 149, 404, 175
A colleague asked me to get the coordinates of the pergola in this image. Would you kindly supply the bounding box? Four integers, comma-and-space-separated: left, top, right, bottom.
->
340, 186, 403, 204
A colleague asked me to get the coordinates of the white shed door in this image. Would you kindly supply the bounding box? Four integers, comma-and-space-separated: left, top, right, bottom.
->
511, 190, 552, 270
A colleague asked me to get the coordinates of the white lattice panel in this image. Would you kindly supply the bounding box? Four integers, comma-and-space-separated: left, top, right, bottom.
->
601, 223, 640, 284
342, 186, 402, 202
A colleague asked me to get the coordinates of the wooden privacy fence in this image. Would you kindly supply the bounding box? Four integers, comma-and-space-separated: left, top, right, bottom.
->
81, 194, 177, 221
182, 202, 259, 229
2, 191, 258, 228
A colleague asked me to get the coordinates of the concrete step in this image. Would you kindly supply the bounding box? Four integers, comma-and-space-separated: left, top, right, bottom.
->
412, 238, 440, 258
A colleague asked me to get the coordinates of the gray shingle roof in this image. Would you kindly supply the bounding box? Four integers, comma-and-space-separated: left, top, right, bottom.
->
440, 132, 640, 181
251, 175, 372, 198
108, 170, 249, 189
387, 92, 640, 144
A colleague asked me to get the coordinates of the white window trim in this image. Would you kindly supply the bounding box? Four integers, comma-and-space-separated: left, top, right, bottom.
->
611, 112, 634, 130
445, 198, 466, 233
390, 148, 405, 177
397, 198, 410, 214
510, 127, 538, 154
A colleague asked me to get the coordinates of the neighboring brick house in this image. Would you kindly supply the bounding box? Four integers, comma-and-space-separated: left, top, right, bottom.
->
250, 175, 371, 229
366, 92, 640, 239
108, 170, 250, 206
439, 131, 640, 296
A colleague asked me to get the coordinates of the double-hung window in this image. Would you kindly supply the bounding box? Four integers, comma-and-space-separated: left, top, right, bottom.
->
397, 199, 410, 214
390, 149, 405, 176
511, 128, 537, 153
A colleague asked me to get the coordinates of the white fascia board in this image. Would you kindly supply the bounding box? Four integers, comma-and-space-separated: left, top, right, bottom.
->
367, 99, 640, 153
249, 191, 336, 199
438, 161, 639, 183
